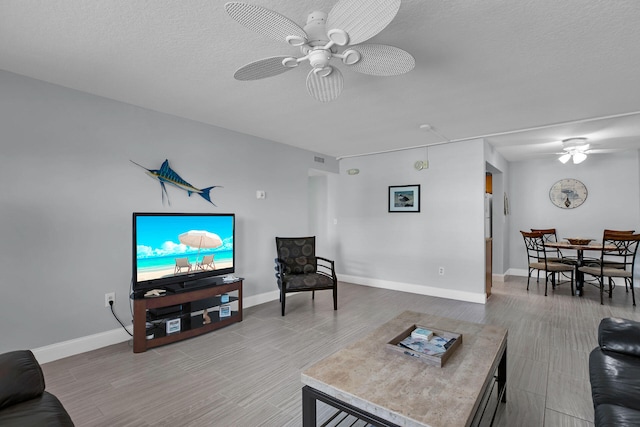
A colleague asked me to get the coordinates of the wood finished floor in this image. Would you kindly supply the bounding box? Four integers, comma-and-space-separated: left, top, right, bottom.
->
42, 276, 640, 426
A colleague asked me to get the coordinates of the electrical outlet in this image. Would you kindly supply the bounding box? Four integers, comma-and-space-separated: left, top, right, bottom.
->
105, 292, 115, 307
438, 267, 445, 276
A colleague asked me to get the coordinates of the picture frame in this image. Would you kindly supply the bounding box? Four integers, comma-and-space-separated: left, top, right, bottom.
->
389, 185, 420, 212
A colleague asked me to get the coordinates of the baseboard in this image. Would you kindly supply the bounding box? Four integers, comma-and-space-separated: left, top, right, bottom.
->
35, 279, 495, 364
338, 275, 487, 304
243, 290, 280, 307
34, 326, 134, 365
506, 268, 529, 277
35, 290, 281, 365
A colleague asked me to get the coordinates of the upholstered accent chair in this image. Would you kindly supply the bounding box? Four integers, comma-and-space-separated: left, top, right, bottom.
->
521, 231, 574, 296
275, 236, 337, 316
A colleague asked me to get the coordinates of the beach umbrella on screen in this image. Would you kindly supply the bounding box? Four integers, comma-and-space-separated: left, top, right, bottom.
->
178, 230, 222, 262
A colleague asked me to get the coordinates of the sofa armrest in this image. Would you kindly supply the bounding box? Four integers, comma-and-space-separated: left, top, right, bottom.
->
0, 350, 46, 410
599, 317, 640, 357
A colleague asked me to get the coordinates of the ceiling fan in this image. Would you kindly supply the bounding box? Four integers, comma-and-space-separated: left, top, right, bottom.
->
554, 137, 620, 164
224, 0, 415, 102
557, 138, 591, 164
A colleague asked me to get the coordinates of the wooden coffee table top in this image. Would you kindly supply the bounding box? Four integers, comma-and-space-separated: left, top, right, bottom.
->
301, 311, 507, 427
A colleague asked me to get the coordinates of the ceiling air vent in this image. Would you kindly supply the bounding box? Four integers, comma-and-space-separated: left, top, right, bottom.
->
314, 156, 325, 163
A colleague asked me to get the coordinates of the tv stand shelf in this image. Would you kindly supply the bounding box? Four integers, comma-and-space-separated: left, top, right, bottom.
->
132, 279, 242, 353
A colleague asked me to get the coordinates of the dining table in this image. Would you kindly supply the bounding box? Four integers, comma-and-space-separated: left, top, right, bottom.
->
544, 240, 615, 296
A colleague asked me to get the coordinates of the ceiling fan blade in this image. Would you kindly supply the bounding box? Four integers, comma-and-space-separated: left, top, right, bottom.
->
306, 67, 344, 102
225, 2, 307, 44
588, 148, 620, 154
348, 44, 415, 76
233, 56, 293, 81
326, 0, 401, 45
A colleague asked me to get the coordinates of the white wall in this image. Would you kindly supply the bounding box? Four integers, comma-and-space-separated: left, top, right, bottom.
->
508, 151, 640, 272
0, 70, 338, 355
336, 140, 487, 303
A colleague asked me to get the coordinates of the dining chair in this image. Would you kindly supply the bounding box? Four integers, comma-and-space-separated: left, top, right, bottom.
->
531, 228, 566, 263
599, 230, 635, 270
521, 231, 575, 296
579, 232, 640, 306
530, 228, 577, 284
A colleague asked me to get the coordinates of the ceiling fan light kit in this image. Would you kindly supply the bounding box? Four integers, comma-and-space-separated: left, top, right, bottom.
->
558, 137, 589, 164
224, 0, 415, 102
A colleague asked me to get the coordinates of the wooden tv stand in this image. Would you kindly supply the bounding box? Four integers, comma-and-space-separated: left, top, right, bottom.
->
132, 279, 243, 353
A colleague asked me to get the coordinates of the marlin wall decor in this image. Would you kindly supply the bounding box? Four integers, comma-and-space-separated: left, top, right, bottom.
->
131, 159, 220, 206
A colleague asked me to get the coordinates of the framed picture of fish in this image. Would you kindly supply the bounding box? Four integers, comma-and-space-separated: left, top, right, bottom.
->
389, 185, 420, 213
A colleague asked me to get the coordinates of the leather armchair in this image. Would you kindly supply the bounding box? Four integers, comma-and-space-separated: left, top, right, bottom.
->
589, 317, 640, 426
0, 350, 73, 426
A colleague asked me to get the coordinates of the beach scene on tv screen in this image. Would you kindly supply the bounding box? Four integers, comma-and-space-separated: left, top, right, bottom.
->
136, 215, 233, 282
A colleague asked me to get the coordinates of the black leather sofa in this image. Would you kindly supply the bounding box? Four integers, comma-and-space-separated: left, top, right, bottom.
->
589, 317, 640, 426
0, 350, 74, 426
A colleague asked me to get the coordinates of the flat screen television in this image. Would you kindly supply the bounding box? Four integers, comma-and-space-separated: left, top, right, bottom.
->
132, 212, 235, 294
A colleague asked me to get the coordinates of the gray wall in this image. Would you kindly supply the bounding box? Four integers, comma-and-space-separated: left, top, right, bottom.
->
335, 140, 487, 300
0, 70, 337, 352
6, 67, 638, 355
508, 151, 640, 272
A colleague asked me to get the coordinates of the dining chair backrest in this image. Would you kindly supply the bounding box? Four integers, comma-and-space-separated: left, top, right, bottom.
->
603, 229, 635, 238
521, 231, 547, 264
531, 228, 563, 259
531, 228, 558, 243
600, 232, 640, 272
603, 229, 634, 234
603, 230, 636, 253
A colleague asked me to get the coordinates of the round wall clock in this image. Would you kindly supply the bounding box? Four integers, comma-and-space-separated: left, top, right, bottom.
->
549, 178, 588, 209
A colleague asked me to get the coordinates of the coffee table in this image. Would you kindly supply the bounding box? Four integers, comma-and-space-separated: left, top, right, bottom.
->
301, 311, 507, 427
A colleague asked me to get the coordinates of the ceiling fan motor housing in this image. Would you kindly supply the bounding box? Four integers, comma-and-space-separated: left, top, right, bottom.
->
305, 11, 329, 46
309, 49, 332, 68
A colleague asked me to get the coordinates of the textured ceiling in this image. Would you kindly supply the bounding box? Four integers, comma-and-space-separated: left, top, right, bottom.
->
1, 0, 640, 161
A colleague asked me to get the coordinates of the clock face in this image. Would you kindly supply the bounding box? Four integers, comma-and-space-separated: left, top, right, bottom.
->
549, 178, 588, 209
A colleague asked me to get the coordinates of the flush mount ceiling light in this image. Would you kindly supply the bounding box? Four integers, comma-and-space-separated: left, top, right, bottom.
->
558, 137, 589, 164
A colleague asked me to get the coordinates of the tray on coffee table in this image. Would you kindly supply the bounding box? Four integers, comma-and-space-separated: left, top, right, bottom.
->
387, 324, 462, 367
